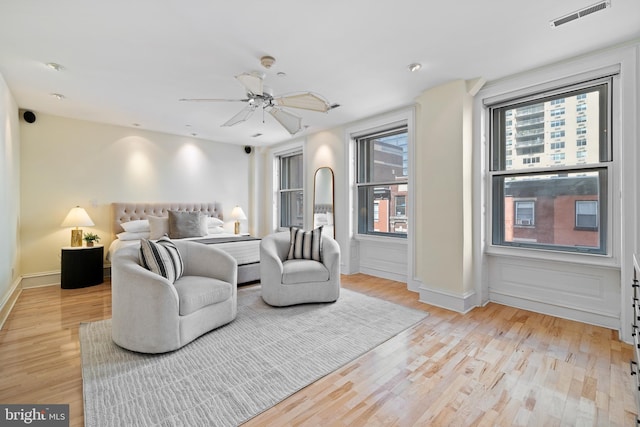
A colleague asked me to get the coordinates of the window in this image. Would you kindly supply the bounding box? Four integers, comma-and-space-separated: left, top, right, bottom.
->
490, 77, 611, 254
515, 200, 535, 226
356, 125, 408, 237
550, 119, 565, 127
278, 151, 303, 228
575, 200, 598, 230
551, 108, 565, 117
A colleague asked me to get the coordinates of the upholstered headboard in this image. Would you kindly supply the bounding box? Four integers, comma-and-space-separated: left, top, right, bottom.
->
111, 202, 223, 235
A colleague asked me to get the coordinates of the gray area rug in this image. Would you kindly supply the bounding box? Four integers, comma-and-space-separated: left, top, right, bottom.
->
80, 286, 428, 426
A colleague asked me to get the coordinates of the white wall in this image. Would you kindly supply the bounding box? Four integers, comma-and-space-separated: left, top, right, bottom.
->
20, 113, 251, 278
414, 80, 476, 311
0, 73, 21, 317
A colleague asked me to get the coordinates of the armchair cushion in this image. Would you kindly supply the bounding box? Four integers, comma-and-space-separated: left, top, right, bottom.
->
174, 276, 232, 315
139, 237, 184, 283
287, 226, 323, 261
282, 259, 329, 284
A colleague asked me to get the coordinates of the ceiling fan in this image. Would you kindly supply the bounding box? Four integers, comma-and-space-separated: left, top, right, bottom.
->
180, 57, 332, 135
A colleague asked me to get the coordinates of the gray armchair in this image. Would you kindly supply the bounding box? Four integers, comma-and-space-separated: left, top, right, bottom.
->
260, 231, 340, 306
111, 240, 237, 353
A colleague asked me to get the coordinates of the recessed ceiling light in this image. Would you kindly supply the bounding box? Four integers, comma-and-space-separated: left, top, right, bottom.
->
132, 123, 141, 127
277, 72, 287, 77
408, 63, 422, 72
50, 93, 65, 100
45, 62, 63, 71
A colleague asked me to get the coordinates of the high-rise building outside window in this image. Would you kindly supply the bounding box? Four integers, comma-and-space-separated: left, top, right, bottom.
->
490, 77, 611, 254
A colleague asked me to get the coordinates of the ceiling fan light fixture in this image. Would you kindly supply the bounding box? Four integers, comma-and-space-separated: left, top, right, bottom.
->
269, 107, 302, 135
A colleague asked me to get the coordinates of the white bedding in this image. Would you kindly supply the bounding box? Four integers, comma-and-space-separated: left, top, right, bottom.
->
107, 233, 261, 266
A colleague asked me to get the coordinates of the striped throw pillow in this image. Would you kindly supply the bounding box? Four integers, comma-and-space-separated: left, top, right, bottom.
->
139, 236, 184, 283
287, 226, 323, 261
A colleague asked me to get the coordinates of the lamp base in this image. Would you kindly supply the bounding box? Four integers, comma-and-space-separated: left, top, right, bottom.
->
234, 221, 240, 234
71, 229, 83, 247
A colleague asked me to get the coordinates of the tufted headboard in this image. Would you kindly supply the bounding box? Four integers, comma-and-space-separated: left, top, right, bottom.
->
111, 202, 223, 236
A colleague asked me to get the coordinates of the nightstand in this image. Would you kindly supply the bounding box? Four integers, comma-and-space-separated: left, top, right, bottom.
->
61, 245, 104, 289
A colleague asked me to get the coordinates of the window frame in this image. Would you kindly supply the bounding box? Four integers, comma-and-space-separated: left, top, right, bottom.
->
575, 200, 599, 231
277, 150, 304, 230
488, 76, 613, 256
355, 124, 409, 238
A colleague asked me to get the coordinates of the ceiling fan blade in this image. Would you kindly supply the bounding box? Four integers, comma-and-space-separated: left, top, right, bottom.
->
222, 104, 257, 127
179, 98, 249, 102
269, 107, 303, 135
235, 73, 263, 96
273, 92, 330, 112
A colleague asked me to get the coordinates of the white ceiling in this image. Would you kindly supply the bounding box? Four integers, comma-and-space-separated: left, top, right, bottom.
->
0, 0, 638, 146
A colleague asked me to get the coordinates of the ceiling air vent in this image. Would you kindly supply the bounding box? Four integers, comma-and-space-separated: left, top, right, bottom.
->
550, 0, 611, 27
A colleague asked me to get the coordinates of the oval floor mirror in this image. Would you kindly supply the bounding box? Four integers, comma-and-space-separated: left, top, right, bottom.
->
313, 167, 335, 237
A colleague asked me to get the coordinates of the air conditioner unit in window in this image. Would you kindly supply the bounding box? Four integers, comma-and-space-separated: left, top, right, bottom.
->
518, 219, 532, 226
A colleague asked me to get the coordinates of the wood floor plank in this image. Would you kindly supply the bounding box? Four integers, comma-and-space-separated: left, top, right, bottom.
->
0, 274, 636, 426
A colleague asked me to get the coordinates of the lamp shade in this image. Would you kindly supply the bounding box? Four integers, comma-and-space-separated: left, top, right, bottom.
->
231, 206, 247, 220
61, 206, 95, 228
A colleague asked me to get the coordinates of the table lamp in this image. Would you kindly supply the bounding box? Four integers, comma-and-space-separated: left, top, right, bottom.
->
231, 205, 247, 234
61, 206, 95, 247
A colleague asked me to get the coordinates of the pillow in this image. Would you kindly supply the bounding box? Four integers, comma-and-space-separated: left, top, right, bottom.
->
120, 219, 150, 233
287, 226, 323, 261
168, 210, 208, 239
207, 226, 225, 235
139, 236, 184, 283
206, 217, 224, 228
148, 216, 169, 240
117, 231, 150, 241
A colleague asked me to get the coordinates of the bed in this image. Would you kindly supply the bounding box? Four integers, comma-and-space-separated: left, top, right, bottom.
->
108, 202, 260, 284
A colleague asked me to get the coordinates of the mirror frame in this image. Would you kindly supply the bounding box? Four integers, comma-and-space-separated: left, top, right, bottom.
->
313, 167, 335, 237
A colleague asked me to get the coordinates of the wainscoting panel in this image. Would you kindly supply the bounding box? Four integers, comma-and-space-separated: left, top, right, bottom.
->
488, 255, 620, 329
357, 238, 407, 282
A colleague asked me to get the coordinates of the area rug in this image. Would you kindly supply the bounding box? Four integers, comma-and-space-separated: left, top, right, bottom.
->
80, 286, 428, 426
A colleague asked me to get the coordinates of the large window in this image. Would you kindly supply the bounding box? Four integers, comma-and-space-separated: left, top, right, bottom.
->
278, 151, 303, 228
356, 125, 408, 237
490, 78, 611, 254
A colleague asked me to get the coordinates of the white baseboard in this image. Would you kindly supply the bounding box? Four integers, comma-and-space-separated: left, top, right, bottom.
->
489, 290, 619, 330
21, 271, 60, 289
419, 285, 477, 313
359, 266, 406, 283
0, 277, 22, 330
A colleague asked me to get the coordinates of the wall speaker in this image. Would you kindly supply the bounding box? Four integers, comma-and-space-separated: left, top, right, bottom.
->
244, 146, 252, 154
23, 110, 36, 123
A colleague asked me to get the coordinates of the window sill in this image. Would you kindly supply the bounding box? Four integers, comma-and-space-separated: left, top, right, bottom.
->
485, 244, 619, 269
354, 233, 408, 245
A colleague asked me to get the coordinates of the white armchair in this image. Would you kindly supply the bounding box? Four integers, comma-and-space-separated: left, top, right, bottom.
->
111, 240, 237, 353
260, 231, 340, 307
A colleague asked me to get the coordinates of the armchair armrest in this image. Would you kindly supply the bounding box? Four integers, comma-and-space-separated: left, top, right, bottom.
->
111, 247, 181, 351
321, 235, 340, 275
175, 240, 237, 286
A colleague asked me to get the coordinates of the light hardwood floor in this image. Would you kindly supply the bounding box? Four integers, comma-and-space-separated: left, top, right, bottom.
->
0, 274, 636, 426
